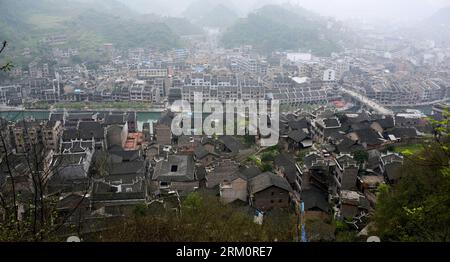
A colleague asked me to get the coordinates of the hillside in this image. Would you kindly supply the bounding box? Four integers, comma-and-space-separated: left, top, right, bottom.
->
182, 0, 239, 28
221, 5, 344, 55
0, 0, 184, 62
137, 15, 203, 36
197, 4, 239, 28
406, 6, 450, 47
423, 6, 450, 27
117, 0, 191, 16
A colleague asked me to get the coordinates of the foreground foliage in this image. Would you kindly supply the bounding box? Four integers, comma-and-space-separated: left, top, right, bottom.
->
374, 113, 450, 242
95, 193, 297, 242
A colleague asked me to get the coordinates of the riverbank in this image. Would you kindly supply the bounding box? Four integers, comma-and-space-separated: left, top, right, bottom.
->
385, 98, 450, 108
19, 101, 168, 112
0, 110, 163, 131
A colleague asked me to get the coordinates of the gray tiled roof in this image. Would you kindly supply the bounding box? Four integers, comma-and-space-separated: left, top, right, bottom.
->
288, 130, 308, 143
301, 186, 329, 212
249, 172, 292, 194
274, 153, 299, 184
219, 136, 244, 154
79, 121, 104, 140
153, 155, 195, 182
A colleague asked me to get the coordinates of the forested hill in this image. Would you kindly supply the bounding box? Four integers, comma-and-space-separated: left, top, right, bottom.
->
0, 0, 199, 59
424, 6, 450, 27
182, 0, 239, 29
221, 4, 347, 56
400, 6, 450, 47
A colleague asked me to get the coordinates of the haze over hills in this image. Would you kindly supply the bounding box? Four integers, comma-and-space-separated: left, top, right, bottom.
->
135, 15, 203, 36
0, 0, 205, 61
2, 0, 446, 62
182, 0, 239, 28
197, 4, 239, 28
412, 6, 450, 46
221, 4, 347, 55
424, 6, 450, 26
115, 0, 450, 24
117, 0, 192, 16
116, 0, 266, 17
0, 0, 354, 58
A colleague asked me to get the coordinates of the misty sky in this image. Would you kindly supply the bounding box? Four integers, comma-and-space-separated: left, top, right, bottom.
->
295, 0, 450, 22
118, 0, 450, 23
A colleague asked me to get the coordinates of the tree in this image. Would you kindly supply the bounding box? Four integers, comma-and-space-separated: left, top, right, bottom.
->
261, 150, 278, 162
0, 116, 90, 241
334, 220, 357, 242
261, 163, 273, 172
373, 112, 450, 241
0, 41, 13, 71
133, 203, 148, 218
243, 134, 256, 147
183, 192, 203, 211
352, 150, 369, 164
95, 193, 297, 242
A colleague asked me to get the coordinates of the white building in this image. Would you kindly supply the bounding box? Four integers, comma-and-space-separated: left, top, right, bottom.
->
137, 68, 168, 79
286, 52, 312, 63
323, 69, 336, 82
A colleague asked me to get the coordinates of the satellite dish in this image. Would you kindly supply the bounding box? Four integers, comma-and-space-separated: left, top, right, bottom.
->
367, 236, 381, 242
67, 236, 81, 242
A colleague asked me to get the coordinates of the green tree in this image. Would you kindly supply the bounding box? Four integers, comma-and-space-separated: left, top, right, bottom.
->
133, 203, 148, 218
352, 150, 369, 164
243, 134, 256, 147
183, 192, 203, 211
261, 151, 278, 162
373, 112, 450, 241
261, 163, 273, 172
0, 41, 13, 71
95, 193, 296, 242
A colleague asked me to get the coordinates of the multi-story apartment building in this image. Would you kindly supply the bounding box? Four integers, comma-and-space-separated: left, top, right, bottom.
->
418, 80, 446, 102
12, 121, 44, 153
230, 56, 267, 75
268, 86, 330, 106
323, 69, 337, 82
137, 68, 168, 79
43, 120, 63, 152
181, 74, 265, 103
0, 85, 22, 105
365, 78, 446, 106
130, 81, 152, 102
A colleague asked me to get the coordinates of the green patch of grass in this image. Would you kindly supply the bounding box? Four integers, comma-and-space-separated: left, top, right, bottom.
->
247, 155, 262, 167
393, 144, 423, 156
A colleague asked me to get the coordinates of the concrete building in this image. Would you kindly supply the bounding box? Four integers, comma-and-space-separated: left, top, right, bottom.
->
43, 120, 63, 152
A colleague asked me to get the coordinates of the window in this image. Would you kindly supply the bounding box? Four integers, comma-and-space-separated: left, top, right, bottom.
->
278, 199, 282, 203
171, 165, 178, 172
271, 192, 274, 196
270, 200, 274, 204
160, 182, 171, 189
